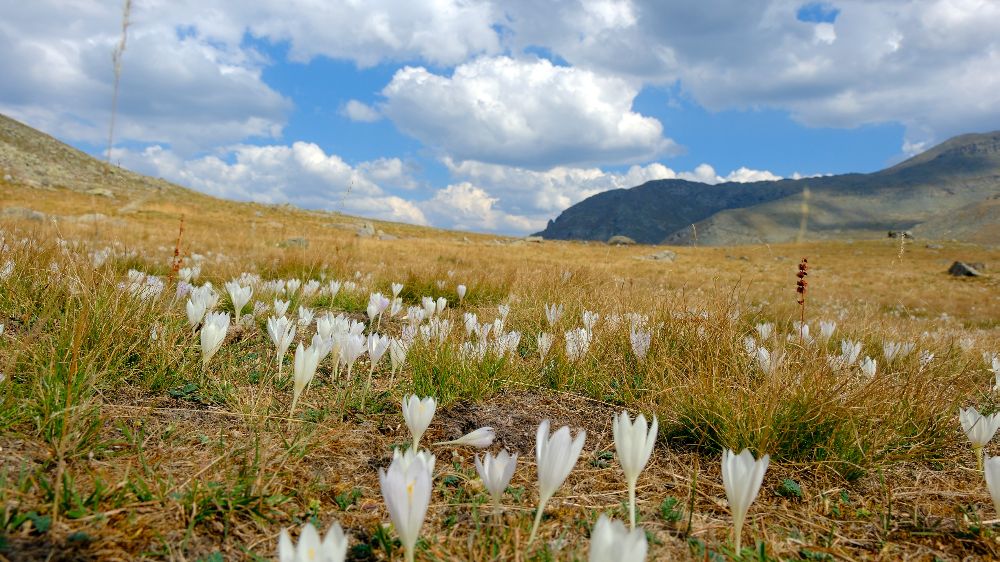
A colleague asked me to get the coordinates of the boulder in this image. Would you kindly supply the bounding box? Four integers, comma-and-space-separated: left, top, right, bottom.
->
607, 235, 636, 246
888, 230, 914, 239
357, 221, 376, 237
948, 261, 984, 277
378, 233, 398, 241
525, 235, 544, 243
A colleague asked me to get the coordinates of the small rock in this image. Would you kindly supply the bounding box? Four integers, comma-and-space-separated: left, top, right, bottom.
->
646, 250, 677, 262
925, 244, 943, 250
525, 236, 544, 243
85, 187, 114, 198
607, 235, 636, 246
462, 236, 471, 243
357, 221, 376, 238
888, 230, 914, 239
279, 237, 309, 248
948, 261, 983, 277
378, 233, 398, 241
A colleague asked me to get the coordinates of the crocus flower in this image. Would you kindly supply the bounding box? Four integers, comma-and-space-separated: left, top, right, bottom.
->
267, 315, 296, 375
755, 322, 773, 341
961, 407, 1000, 470
186, 298, 207, 330
297, 306, 315, 327
859, 356, 876, 378
537, 332, 553, 361
475, 449, 518, 512
434, 427, 495, 448
421, 296, 436, 318
582, 310, 599, 335
339, 333, 367, 380
565, 328, 591, 361
985, 455, 1000, 516
379, 448, 434, 562
391, 282, 403, 298
883, 341, 915, 362
529, 419, 586, 543
613, 412, 658, 529
290, 342, 320, 416
629, 327, 651, 361
200, 311, 229, 369
389, 338, 409, 376
402, 395, 436, 450
588, 514, 647, 562
457, 284, 467, 302
818, 320, 836, 342
278, 521, 349, 562
435, 296, 447, 315
722, 448, 769, 552
224, 281, 252, 322
544, 303, 564, 326
273, 298, 290, 317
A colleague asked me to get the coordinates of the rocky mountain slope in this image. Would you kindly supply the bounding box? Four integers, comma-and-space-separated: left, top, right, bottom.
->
536, 132, 1000, 245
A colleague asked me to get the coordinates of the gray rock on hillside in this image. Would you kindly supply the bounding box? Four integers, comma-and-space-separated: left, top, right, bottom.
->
607, 235, 636, 246
948, 261, 985, 276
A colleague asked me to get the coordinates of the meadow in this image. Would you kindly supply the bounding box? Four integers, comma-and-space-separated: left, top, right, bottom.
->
0, 184, 999, 560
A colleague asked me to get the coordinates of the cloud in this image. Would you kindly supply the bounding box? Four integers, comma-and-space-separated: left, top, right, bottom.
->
341, 100, 382, 122
113, 142, 427, 225
499, 0, 1000, 147
381, 56, 677, 169
0, 2, 290, 154
422, 182, 539, 233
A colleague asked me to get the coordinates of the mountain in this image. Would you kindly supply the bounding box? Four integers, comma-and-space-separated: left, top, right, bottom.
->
0, 113, 449, 240
536, 132, 1000, 245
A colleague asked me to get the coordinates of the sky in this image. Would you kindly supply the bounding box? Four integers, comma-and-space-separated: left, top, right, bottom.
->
1, 0, 999, 235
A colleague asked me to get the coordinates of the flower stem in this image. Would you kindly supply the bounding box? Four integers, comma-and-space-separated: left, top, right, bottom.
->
404, 545, 414, 562
977, 446, 984, 472
628, 479, 637, 530
735, 523, 742, 553
528, 496, 549, 544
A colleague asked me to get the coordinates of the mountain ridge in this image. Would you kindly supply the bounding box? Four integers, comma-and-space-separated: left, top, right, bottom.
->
537, 131, 1000, 245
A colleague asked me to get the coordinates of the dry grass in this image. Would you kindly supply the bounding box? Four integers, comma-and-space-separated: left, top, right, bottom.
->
1, 181, 999, 560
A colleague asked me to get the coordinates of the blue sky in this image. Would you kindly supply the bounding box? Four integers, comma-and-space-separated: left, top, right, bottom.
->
1, 0, 998, 234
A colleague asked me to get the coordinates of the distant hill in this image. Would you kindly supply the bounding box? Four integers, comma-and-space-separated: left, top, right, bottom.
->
536, 132, 1000, 245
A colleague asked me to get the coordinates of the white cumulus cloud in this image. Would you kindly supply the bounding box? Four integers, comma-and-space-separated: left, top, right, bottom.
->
341, 100, 381, 123
381, 56, 677, 169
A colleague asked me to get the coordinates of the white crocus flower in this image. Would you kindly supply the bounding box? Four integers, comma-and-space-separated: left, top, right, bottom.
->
277, 521, 349, 562
402, 395, 437, 450
985, 455, 1000, 517
456, 284, 467, 302
391, 282, 403, 298
389, 339, 409, 376
379, 448, 433, 562
224, 281, 252, 322
186, 298, 207, 330
421, 296, 436, 318
544, 303, 564, 326
588, 514, 647, 562
582, 310, 599, 335
475, 449, 518, 512
537, 332, 553, 361
267, 315, 297, 375
629, 327, 651, 361
290, 342, 320, 417
755, 322, 773, 341
818, 320, 836, 342
960, 407, 1000, 470
434, 427, 495, 448
435, 296, 447, 315
565, 328, 591, 361
612, 412, 658, 529
199, 312, 229, 368
859, 356, 877, 378
529, 419, 586, 544
297, 306, 315, 327
273, 298, 290, 317
722, 448, 769, 552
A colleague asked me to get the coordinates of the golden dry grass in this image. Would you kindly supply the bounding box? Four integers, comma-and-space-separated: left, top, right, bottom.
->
1, 181, 999, 561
